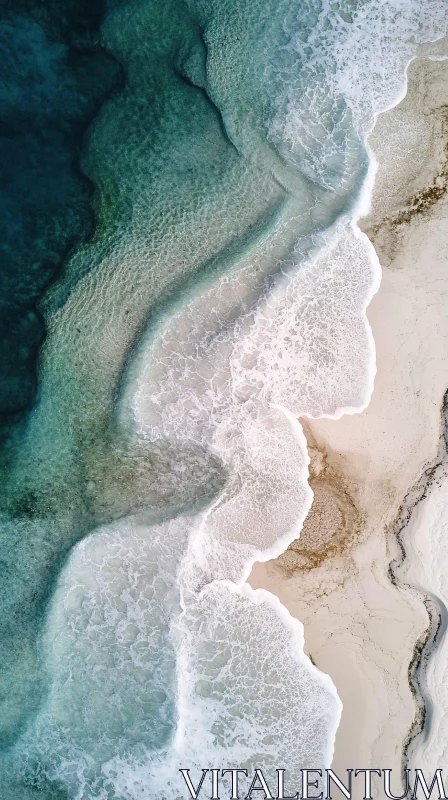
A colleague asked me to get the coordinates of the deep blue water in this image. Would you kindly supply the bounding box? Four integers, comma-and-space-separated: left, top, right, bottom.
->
0, 0, 120, 427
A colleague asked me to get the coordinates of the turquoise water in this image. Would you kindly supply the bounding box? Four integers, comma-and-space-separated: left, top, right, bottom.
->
0, 0, 446, 797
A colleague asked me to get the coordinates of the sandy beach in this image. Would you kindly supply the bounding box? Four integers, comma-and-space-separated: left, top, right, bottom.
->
249, 52, 448, 788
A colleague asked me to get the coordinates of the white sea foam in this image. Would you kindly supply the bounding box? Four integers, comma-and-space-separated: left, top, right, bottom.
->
15, 1, 448, 797
17, 512, 338, 799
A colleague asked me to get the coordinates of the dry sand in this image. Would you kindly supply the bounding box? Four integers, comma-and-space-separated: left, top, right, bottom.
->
249, 54, 448, 789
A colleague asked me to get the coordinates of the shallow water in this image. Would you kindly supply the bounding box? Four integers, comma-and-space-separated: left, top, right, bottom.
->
1, 0, 446, 797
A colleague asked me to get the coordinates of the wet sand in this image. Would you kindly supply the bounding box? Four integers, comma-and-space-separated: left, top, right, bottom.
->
249, 54, 448, 789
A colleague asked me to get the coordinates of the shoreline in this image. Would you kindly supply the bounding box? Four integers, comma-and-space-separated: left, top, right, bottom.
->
249, 53, 448, 787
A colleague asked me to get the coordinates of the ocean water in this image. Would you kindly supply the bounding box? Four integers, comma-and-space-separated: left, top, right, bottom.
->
0, 0, 119, 429
0, 0, 447, 797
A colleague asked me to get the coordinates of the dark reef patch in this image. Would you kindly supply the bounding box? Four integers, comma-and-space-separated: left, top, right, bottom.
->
0, 0, 121, 430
